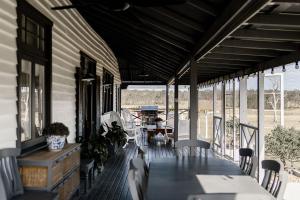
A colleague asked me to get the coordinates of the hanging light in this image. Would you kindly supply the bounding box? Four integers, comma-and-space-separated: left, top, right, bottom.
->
295, 61, 299, 69
271, 68, 274, 74
282, 65, 286, 72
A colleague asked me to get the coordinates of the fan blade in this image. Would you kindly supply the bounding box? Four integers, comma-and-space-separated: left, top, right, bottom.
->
130, 0, 187, 7
51, 5, 78, 10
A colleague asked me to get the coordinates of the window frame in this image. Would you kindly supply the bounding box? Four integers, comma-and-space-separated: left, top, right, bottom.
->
102, 68, 114, 113
16, 0, 53, 153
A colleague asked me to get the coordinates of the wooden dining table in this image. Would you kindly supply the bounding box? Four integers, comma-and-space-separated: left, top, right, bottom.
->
146, 156, 275, 200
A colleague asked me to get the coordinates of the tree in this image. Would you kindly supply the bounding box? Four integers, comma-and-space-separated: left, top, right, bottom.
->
265, 126, 300, 167
265, 77, 280, 123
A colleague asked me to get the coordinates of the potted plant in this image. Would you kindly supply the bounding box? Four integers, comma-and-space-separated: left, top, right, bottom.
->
43, 122, 69, 151
105, 121, 127, 152
155, 117, 163, 128
81, 125, 109, 173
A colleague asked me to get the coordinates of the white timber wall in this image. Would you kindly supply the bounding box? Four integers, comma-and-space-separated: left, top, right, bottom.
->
0, 0, 17, 148
0, 0, 121, 147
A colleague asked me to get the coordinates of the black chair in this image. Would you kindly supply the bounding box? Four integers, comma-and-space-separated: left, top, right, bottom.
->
261, 160, 288, 200
239, 148, 254, 175
0, 148, 58, 200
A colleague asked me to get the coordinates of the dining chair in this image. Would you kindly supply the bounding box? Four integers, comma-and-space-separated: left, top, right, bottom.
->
0, 148, 58, 200
130, 158, 148, 193
175, 139, 210, 157
239, 148, 254, 175
261, 160, 287, 200
128, 169, 143, 200
250, 155, 258, 179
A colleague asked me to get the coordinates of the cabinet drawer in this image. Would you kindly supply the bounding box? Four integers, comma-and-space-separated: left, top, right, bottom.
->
19, 166, 48, 188
63, 150, 80, 174
52, 160, 64, 185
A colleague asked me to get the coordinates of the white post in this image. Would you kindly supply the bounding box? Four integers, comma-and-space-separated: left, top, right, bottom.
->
239, 78, 247, 124
280, 73, 284, 127
205, 111, 208, 139
258, 72, 265, 182
221, 82, 226, 156
174, 77, 179, 143
239, 77, 248, 155
190, 61, 198, 140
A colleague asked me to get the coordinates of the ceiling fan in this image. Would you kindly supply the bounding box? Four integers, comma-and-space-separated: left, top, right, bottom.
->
51, 0, 187, 11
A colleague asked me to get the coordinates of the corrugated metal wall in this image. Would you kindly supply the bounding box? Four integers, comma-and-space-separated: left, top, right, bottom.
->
0, 0, 121, 147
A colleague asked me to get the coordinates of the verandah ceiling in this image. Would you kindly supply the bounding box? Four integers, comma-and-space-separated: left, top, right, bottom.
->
54, 0, 300, 86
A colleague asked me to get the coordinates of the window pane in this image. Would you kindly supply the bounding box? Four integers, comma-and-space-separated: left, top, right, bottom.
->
20, 60, 31, 142
26, 32, 36, 47
34, 64, 44, 137
26, 18, 37, 34
21, 29, 26, 43
21, 14, 25, 28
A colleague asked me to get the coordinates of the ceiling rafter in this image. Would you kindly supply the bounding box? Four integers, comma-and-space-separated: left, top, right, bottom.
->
84, 14, 187, 58
232, 29, 300, 41
199, 59, 253, 66
187, 0, 218, 17
134, 9, 195, 43
83, 9, 191, 52
204, 53, 266, 62
146, 7, 205, 32
212, 46, 280, 57
171, 0, 271, 83
248, 13, 300, 27
221, 39, 298, 51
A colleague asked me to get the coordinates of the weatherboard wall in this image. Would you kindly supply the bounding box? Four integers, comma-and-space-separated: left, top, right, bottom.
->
0, 0, 120, 148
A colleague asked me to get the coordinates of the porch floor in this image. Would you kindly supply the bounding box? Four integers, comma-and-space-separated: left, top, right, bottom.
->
81, 134, 175, 200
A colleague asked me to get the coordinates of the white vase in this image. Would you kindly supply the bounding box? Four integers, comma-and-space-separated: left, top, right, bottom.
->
47, 135, 66, 151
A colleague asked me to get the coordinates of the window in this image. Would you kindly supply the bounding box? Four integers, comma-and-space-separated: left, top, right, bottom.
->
17, 1, 52, 151
21, 14, 45, 51
103, 69, 114, 113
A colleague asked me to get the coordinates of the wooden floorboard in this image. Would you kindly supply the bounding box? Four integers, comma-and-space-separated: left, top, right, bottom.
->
82, 132, 175, 200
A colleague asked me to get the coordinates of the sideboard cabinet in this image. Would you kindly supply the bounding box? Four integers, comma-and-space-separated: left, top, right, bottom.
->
18, 144, 81, 200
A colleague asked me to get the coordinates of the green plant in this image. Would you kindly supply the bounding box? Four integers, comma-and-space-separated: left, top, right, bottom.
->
105, 121, 127, 147
266, 126, 300, 167
43, 122, 69, 136
81, 125, 109, 170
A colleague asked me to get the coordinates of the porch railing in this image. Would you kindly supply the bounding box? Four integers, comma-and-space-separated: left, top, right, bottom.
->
213, 116, 223, 155
239, 123, 259, 156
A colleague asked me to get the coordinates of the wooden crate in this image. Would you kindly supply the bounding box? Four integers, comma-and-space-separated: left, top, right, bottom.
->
18, 144, 81, 200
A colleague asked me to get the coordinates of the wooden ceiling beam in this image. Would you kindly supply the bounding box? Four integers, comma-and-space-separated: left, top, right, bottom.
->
131, 57, 173, 74
199, 59, 253, 66
171, 0, 270, 83
231, 29, 300, 41
83, 10, 191, 52
221, 39, 298, 51
134, 10, 195, 43
248, 13, 300, 28
195, 63, 242, 70
212, 46, 280, 57
187, 0, 218, 17
87, 17, 186, 58
205, 53, 266, 62
131, 51, 177, 70
146, 7, 204, 32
